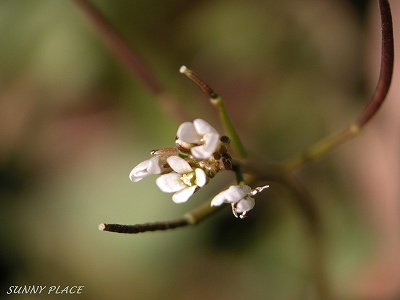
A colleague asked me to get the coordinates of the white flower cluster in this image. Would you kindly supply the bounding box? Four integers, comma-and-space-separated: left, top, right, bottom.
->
129, 118, 267, 218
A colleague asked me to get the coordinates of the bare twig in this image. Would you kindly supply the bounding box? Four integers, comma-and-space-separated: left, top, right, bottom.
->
283, 0, 394, 172
180, 66, 247, 158
357, 0, 394, 127
99, 199, 225, 234
99, 219, 189, 234
71, 0, 163, 94
71, 0, 190, 122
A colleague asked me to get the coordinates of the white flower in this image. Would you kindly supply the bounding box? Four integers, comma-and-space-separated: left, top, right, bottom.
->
211, 184, 268, 218
129, 157, 163, 182
211, 185, 255, 218
176, 119, 220, 160
129, 148, 178, 182
156, 156, 207, 203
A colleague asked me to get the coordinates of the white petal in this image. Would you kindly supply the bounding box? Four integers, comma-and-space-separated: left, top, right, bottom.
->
195, 168, 207, 187
172, 186, 197, 203
190, 133, 219, 159
210, 185, 251, 205
156, 173, 186, 192
177, 122, 200, 144
147, 156, 162, 174
204, 132, 220, 151
225, 185, 251, 202
190, 146, 207, 160
129, 160, 151, 182
193, 119, 218, 135
167, 156, 193, 174
210, 193, 226, 206
235, 197, 255, 213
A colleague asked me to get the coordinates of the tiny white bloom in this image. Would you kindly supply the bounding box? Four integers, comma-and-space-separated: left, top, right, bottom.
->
156, 156, 207, 203
235, 197, 255, 215
211, 184, 268, 218
129, 148, 178, 182
176, 119, 220, 159
129, 156, 163, 182
211, 185, 252, 206
211, 185, 255, 218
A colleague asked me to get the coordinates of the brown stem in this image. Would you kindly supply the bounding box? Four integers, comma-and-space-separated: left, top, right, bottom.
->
357, 0, 394, 127
180, 66, 219, 99
99, 200, 225, 234
99, 219, 189, 234
71, 0, 163, 95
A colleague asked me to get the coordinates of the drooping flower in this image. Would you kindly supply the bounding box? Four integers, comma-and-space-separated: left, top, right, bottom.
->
129, 148, 178, 182
129, 157, 162, 182
156, 156, 207, 203
176, 119, 220, 160
211, 184, 252, 204
211, 184, 269, 218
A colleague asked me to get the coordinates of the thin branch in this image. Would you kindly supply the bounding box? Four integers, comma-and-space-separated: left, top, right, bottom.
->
180, 66, 247, 159
71, 0, 190, 122
283, 125, 361, 172
357, 0, 394, 127
71, 0, 163, 94
179, 66, 219, 98
99, 199, 225, 234
99, 219, 188, 234
283, 0, 394, 172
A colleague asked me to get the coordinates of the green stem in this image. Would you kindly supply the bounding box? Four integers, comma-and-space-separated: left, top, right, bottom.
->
232, 163, 246, 185
184, 201, 225, 225
180, 66, 247, 159
283, 124, 360, 172
210, 96, 247, 159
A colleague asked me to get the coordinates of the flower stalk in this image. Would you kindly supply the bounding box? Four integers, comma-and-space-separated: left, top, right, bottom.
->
71, 0, 163, 94
357, 0, 394, 127
99, 199, 225, 234
180, 66, 247, 159
284, 0, 393, 173
283, 125, 361, 172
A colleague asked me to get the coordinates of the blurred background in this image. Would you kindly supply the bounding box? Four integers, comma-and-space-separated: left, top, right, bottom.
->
1, 0, 399, 299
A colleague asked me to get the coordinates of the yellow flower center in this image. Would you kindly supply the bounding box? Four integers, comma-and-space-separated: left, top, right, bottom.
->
181, 172, 195, 186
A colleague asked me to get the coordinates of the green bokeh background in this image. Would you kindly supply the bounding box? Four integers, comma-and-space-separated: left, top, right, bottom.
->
0, 0, 390, 299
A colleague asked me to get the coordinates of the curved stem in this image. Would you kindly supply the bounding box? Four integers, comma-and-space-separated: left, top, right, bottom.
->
357, 0, 394, 127
282, 0, 393, 172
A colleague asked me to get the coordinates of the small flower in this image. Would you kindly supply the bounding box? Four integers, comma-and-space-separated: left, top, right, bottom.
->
176, 119, 220, 160
211, 184, 269, 218
129, 148, 178, 182
156, 156, 207, 203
